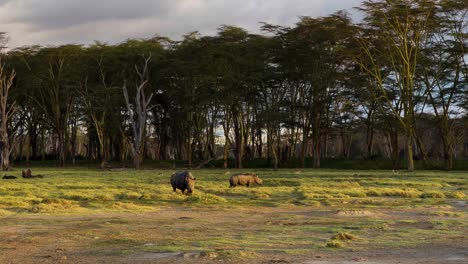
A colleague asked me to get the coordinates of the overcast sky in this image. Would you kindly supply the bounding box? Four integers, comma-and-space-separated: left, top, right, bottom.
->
0, 0, 363, 48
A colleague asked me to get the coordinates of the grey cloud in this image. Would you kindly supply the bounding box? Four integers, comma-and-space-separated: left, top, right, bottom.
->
1, 0, 174, 30
0, 0, 363, 48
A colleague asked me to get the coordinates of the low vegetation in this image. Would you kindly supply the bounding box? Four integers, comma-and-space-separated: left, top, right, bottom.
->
0, 168, 466, 260
0, 168, 466, 214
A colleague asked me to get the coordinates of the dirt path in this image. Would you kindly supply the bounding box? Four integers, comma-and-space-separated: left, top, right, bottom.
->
0, 205, 467, 263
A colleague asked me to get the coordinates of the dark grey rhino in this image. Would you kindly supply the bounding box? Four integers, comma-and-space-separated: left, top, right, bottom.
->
170, 171, 196, 195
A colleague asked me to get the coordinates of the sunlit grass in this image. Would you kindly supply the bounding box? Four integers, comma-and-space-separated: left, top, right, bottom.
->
0, 168, 466, 261
0, 168, 466, 215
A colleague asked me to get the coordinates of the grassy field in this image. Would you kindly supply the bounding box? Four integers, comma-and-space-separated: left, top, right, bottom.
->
1, 168, 466, 214
0, 168, 467, 262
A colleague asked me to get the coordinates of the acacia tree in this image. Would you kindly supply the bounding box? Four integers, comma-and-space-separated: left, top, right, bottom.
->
211, 26, 250, 169
355, 0, 436, 171
123, 55, 155, 169
20, 45, 85, 166
1, 5, 466, 169
162, 32, 213, 168
81, 51, 117, 168
421, 0, 467, 169
0, 33, 18, 170
278, 13, 353, 168
0, 59, 17, 170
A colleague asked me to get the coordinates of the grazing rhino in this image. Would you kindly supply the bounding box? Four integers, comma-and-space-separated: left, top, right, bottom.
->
22, 169, 44, 179
22, 169, 32, 178
170, 171, 196, 195
229, 173, 263, 188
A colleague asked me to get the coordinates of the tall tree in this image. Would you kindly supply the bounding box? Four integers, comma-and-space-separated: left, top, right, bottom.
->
421, 0, 467, 169
123, 55, 155, 169
0, 58, 17, 170
20, 45, 85, 166
278, 13, 353, 167
355, 0, 436, 171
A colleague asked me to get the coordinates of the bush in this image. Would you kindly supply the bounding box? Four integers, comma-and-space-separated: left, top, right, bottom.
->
332, 232, 359, 241
445, 192, 466, 199
326, 240, 344, 248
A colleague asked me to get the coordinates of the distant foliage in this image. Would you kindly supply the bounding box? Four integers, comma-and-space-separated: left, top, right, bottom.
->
2, 0, 467, 170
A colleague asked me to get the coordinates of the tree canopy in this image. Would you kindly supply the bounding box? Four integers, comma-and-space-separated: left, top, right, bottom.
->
0, 0, 466, 170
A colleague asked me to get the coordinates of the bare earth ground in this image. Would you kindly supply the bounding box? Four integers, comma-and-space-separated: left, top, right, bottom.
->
0, 204, 467, 264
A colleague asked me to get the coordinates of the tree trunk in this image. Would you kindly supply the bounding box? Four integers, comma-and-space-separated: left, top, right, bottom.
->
257, 126, 263, 158
1, 131, 10, 171
312, 133, 321, 168
122, 55, 154, 169
30, 124, 38, 160
0, 66, 16, 171
71, 120, 77, 166
300, 125, 309, 168
41, 127, 46, 162
414, 133, 428, 161
366, 118, 374, 158
442, 135, 454, 170
272, 138, 278, 170
223, 138, 230, 169
391, 130, 400, 170
99, 140, 109, 169
341, 128, 347, 157
312, 113, 321, 168
323, 133, 328, 159
187, 135, 192, 169
25, 135, 30, 166
233, 110, 243, 169
222, 111, 231, 169
444, 146, 453, 171
406, 131, 415, 171
58, 133, 66, 167
209, 113, 216, 159
133, 151, 141, 169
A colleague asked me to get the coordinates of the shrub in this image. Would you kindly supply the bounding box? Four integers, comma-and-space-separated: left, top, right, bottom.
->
445, 192, 466, 199
332, 232, 359, 241
326, 240, 344, 248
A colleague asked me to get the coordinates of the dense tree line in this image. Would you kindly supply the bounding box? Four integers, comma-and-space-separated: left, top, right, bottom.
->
0, 0, 466, 171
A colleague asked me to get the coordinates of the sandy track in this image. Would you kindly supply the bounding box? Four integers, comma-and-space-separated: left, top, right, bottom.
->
0, 206, 467, 264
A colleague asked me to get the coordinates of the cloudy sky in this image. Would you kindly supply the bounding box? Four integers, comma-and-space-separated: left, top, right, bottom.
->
0, 0, 363, 48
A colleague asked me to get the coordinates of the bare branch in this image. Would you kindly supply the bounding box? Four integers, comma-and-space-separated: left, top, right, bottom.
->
121, 54, 155, 169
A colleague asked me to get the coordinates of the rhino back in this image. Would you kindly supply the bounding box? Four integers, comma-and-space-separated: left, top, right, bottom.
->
236, 174, 254, 185
171, 171, 188, 187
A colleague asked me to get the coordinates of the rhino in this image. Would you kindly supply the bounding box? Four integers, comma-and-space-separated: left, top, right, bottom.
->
170, 171, 196, 195
229, 173, 263, 188
22, 169, 44, 179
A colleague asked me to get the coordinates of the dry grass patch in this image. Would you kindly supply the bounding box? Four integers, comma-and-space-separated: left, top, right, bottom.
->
332, 232, 359, 241
326, 239, 344, 248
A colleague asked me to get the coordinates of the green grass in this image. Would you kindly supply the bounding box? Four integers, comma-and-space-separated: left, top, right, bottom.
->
0, 168, 466, 214
0, 168, 466, 260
